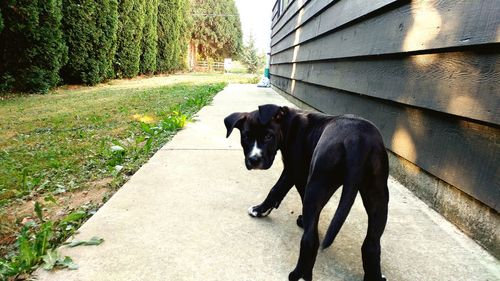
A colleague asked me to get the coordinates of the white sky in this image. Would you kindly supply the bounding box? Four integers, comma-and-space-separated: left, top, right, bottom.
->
235, 0, 274, 54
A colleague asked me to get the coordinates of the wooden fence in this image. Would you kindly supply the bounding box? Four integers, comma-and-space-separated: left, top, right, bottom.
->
193, 61, 224, 72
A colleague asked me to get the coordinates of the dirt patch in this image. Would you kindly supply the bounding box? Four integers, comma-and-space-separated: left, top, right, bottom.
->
0, 131, 18, 148
54, 73, 252, 96
0, 178, 113, 257
61, 85, 83, 91
52, 181, 111, 220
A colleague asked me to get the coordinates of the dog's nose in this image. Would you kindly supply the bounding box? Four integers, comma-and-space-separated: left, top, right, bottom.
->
248, 155, 261, 166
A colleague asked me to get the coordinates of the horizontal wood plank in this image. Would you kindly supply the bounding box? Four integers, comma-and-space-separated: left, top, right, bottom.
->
270, 0, 500, 64
271, 0, 396, 48
272, 0, 311, 30
271, 75, 500, 211
272, 10, 278, 21
271, 0, 333, 43
272, 0, 279, 21
270, 52, 500, 124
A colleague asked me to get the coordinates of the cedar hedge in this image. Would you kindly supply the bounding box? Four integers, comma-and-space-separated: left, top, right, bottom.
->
157, 0, 190, 73
61, 0, 119, 85
0, 0, 242, 93
114, 0, 146, 78
0, 0, 68, 93
140, 0, 159, 74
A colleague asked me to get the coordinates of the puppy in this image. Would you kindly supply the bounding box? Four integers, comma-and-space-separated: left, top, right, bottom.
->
225, 104, 389, 281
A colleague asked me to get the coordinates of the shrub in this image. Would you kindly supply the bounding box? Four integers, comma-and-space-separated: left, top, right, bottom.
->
61, 0, 119, 85
114, 0, 146, 78
140, 0, 158, 74
0, 0, 67, 93
157, 0, 191, 73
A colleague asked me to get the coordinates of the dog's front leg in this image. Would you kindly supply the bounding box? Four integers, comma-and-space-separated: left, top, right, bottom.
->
248, 169, 293, 217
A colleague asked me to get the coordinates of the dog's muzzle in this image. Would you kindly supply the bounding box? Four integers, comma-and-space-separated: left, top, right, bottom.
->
245, 155, 264, 170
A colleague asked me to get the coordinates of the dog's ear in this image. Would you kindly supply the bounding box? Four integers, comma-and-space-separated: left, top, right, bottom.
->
224, 112, 246, 138
258, 104, 287, 124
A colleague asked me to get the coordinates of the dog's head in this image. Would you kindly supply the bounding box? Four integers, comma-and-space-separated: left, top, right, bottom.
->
224, 104, 288, 170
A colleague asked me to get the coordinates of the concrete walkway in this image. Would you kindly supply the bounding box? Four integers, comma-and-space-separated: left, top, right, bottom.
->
35, 84, 499, 281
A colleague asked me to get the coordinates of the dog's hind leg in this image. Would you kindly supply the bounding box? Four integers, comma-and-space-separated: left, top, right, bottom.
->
322, 136, 370, 249
359, 154, 389, 281
321, 182, 359, 249
289, 163, 338, 281
295, 182, 306, 228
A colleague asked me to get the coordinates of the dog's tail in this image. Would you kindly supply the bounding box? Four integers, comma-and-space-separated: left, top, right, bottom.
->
321, 185, 358, 249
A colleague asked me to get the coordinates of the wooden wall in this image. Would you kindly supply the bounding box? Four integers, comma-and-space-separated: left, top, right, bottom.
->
270, 0, 500, 212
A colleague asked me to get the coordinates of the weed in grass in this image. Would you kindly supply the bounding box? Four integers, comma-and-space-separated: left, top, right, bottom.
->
41, 249, 78, 271
0, 201, 100, 279
64, 236, 104, 248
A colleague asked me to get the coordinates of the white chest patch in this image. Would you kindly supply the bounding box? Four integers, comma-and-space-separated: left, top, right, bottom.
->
249, 141, 262, 157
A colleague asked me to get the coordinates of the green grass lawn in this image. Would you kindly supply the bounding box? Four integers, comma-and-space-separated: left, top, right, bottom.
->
0, 82, 225, 206
0, 73, 250, 277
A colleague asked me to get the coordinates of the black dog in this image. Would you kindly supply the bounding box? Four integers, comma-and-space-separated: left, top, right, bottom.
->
224, 104, 389, 281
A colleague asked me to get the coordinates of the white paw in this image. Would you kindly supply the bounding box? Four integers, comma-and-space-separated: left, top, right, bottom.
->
247, 206, 259, 217
247, 205, 272, 217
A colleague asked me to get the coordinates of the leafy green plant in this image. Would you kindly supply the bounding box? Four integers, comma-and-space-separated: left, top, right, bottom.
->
1, 203, 54, 277
64, 236, 104, 248
41, 249, 78, 270
161, 111, 188, 131
109, 144, 126, 167
0, 202, 100, 279
120, 111, 188, 160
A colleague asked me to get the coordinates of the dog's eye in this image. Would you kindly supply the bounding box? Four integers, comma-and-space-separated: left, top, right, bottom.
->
264, 133, 273, 141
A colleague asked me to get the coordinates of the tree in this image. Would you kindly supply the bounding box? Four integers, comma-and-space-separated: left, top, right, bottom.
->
190, 0, 242, 60
176, 0, 191, 70
61, 0, 119, 85
0, 0, 67, 93
157, 0, 191, 73
241, 33, 264, 74
140, 0, 159, 74
114, 0, 146, 78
